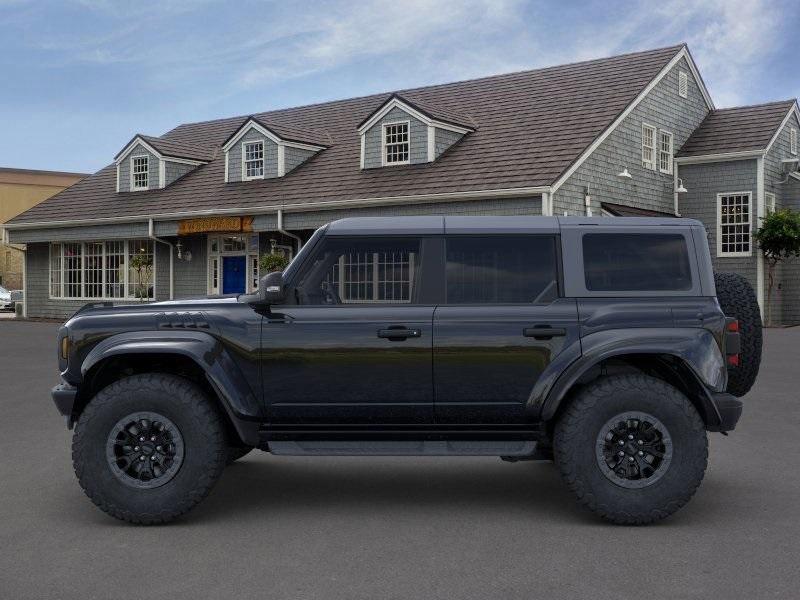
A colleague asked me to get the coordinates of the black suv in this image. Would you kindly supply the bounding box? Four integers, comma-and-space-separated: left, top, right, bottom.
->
52, 216, 762, 524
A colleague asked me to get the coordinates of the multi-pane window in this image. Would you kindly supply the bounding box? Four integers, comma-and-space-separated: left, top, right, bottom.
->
766, 192, 776, 214
131, 156, 149, 190
243, 141, 264, 179
642, 123, 656, 170
791, 128, 797, 155
49, 240, 154, 300
659, 131, 674, 174
718, 193, 752, 256
296, 238, 419, 305
383, 122, 410, 165
678, 70, 688, 98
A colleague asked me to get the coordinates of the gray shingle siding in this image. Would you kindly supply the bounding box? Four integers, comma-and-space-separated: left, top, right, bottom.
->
765, 110, 800, 324
164, 160, 195, 186
284, 146, 317, 174
554, 58, 709, 216
678, 160, 759, 295
226, 128, 279, 182
118, 142, 159, 192
434, 128, 464, 159
363, 107, 427, 168
173, 235, 208, 298
8, 223, 149, 244
281, 197, 542, 230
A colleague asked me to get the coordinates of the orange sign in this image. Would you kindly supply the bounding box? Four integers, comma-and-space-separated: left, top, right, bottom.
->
177, 216, 254, 235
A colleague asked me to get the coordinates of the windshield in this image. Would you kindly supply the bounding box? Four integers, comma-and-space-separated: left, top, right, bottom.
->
0, 285, 8, 295
283, 225, 327, 282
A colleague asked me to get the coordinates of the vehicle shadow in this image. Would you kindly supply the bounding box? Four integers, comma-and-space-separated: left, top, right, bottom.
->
194, 455, 597, 525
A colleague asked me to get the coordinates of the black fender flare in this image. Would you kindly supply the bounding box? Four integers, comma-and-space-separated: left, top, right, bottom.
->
531, 328, 727, 426
81, 330, 262, 446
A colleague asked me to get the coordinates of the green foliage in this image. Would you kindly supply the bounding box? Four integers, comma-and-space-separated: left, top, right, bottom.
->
129, 252, 153, 301
755, 209, 800, 264
754, 209, 800, 325
260, 252, 290, 273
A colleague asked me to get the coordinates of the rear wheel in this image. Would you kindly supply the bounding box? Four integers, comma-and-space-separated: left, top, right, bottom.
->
714, 271, 762, 396
72, 373, 228, 524
554, 374, 708, 524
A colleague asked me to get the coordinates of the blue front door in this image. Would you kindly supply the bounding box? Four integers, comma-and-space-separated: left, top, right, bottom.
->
222, 256, 246, 294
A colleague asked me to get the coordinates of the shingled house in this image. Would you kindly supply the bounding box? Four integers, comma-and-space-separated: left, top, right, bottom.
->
4, 44, 800, 323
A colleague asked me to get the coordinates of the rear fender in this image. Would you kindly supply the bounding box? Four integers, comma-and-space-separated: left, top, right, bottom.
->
81, 330, 262, 445
532, 328, 727, 423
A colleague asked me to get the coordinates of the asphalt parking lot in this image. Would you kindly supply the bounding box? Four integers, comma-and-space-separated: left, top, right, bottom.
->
1, 320, 799, 599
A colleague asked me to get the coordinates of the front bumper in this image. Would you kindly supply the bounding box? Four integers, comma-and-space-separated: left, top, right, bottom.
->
52, 383, 78, 427
707, 392, 743, 432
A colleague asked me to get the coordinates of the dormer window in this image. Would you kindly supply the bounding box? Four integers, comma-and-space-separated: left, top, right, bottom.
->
383, 122, 410, 165
131, 156, 149, 190
243, 141, 265, 179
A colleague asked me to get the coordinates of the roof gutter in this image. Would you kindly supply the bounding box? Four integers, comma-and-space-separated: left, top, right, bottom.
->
277, 209, 302, 254
675, 150, 765, 165
4, 185, 552, 231
148, 218, 174, 300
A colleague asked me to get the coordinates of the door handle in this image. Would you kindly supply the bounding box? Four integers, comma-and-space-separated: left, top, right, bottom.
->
523, 326, 566, 340
377, 328, 421, 340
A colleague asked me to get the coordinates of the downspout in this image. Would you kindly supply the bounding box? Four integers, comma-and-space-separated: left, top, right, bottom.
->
148, 219, 174, 300
277, 209, 302, 255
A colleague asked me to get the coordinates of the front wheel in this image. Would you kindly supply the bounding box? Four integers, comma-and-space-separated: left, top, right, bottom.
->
72, 373, 228, 524
554, 374, 708, 524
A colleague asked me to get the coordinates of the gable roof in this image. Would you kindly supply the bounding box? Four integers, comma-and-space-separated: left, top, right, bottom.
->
221, 116, 331, 150
356, 93, 475, 132
115, 134, 216, 163
677, 100, 798, 158
10, 44, 690, 226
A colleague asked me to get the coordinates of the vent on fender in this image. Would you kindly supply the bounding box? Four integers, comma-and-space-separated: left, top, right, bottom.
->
157, 312, 210, 329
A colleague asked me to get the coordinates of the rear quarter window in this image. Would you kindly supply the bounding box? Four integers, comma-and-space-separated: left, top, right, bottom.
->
583, 233, 692, 292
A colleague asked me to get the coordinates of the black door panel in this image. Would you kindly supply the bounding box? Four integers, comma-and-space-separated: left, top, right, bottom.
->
433, 300, 579, 423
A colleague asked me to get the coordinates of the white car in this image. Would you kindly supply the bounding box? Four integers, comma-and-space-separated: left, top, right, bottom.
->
0, 285, 14, 311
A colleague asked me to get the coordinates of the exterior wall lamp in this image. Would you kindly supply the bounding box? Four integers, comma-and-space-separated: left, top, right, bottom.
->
675, 178, 688, 193
617, 167, 633, 179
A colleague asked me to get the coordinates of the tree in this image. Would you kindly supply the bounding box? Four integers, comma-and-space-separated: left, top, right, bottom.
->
259, 252, 290, 274
754, 208, 800, 325
129, 252, 153, 302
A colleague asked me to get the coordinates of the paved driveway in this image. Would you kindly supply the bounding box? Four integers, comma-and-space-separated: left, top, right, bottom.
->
1, 321, 799, 600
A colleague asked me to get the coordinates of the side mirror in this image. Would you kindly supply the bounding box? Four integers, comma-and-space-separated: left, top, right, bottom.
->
260, 271, 286, 304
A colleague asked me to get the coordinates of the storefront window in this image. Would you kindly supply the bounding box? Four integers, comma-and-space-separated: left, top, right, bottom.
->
49, 239, 154, 300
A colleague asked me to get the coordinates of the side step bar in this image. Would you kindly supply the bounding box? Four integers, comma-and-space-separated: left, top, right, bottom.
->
268, 440, 538, 457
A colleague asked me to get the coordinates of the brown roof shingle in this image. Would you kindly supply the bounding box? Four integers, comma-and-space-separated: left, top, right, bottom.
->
11, 45, 685, 225
677, 100, 797, 157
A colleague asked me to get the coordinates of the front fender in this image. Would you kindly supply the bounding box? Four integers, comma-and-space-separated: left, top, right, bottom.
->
531, 328, 727, 422
81, 330, 263, 422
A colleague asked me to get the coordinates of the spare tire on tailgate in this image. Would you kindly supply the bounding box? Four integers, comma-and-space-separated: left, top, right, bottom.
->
714, 272, 763, 397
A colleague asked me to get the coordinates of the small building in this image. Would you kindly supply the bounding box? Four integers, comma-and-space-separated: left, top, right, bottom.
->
3, 44, 799, 323
0, 168, 87, 289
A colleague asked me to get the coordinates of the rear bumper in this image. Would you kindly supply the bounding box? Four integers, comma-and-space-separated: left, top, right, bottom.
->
52, 383, 78, 426
707, 392, 743, 432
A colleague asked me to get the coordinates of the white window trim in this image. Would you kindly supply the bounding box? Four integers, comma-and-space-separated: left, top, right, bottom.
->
790, 127, 798, 155
642, 122, 657, 171
381, 120, 411, 167
130, 155, 150, 191
765, 192, 776, 214
678, 70, 688, 99
716, 191, 753, 258
241, 140, 266, 181
659, 130, 674, 174
48, 240, 156, 301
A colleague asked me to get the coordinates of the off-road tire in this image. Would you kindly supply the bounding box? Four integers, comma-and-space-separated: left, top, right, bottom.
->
714, 271, 763, 396
72, 373, 227, 525
227, 446, 253, 464
554, 374, 708, 525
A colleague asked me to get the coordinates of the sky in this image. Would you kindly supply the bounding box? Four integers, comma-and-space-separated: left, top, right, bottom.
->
1, 0, 798, 173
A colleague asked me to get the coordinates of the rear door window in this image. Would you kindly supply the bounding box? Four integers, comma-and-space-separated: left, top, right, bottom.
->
445, 235, 558, 304
582, 233, 692, 291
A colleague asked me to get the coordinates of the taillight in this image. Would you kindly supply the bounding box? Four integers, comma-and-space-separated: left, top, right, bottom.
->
726, 319, 739, 333
727, 354, 740, 367
724, 318, 740, 368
